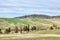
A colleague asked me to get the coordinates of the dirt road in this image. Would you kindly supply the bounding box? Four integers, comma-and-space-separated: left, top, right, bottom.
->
0, 34, 60, 38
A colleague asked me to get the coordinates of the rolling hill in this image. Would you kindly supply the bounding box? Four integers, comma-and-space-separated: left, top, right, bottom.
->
0, 14, 60, 27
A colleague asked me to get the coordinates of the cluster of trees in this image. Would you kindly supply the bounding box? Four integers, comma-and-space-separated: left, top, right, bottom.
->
0, 24, 30, 34
50, 24, 57, 30
0, 24, 59, 34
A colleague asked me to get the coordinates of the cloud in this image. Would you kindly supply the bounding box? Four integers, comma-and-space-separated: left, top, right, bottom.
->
0, 0, 60, 17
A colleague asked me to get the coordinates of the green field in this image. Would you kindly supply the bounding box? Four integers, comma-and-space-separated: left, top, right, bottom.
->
0, 37, 60, 40
0, 18, 59, 27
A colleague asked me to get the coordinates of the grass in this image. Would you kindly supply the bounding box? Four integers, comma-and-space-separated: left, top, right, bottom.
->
28, 30, 60, 34
0, 18, 54, 27
0, 18, 59, 27
0, 37, 60, 40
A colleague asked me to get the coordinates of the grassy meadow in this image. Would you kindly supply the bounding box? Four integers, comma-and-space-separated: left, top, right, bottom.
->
0, 37, 60, 40
0, 18, 59, 27
28, 30, 60, 34
0, 17, 60, 34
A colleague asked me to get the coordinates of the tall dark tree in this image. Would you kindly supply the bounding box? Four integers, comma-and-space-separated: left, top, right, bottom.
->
0, 28, 2, 34
8, 27, 11, 33
50, 26, 54, 30
15, 27, 18, 33
31, 26, 36, 31
5, 28, 11, 34
52, 24, 57, 29
53, 24, 57, 27
20, 26, 22, 33
27, 24, 30, 32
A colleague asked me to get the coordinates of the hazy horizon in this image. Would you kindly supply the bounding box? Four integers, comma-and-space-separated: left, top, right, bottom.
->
0, 0, 60, 18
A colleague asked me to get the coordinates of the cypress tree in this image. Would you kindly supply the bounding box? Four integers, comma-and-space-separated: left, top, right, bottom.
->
0, 29, 2, 34
20, 26, 22, 33
15, 27, 18, 33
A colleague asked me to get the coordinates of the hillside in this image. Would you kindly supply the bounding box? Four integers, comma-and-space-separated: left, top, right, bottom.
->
0, 14, 60, 27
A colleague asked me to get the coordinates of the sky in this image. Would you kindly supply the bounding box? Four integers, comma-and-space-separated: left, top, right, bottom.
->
0, 0, 60, 18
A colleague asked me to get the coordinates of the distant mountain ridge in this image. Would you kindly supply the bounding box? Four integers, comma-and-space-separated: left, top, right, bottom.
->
52, 15, 60, 18
16, 14, 60, 19
16, 14, 51, 18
